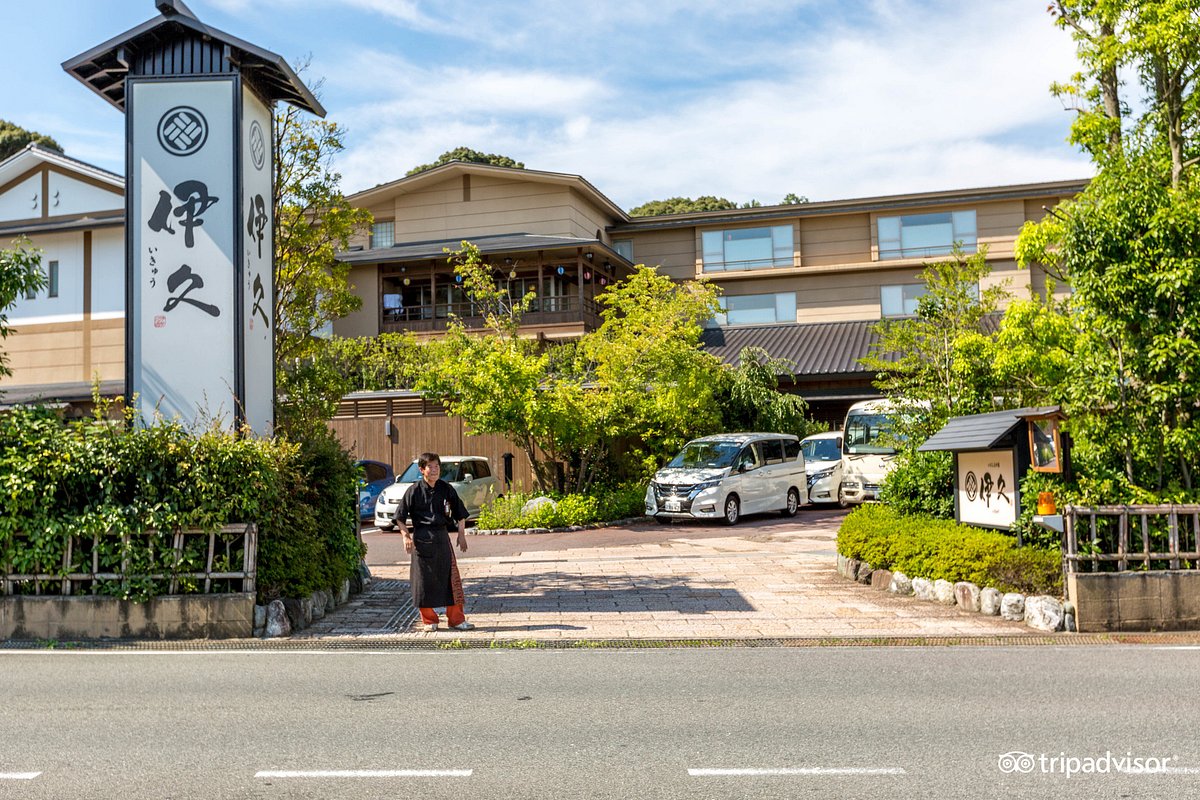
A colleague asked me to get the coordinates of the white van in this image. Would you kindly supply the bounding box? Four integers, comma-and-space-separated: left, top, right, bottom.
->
644, 433, 807, 525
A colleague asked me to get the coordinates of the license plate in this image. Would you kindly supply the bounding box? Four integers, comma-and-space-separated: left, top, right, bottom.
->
664, 500, 681, 512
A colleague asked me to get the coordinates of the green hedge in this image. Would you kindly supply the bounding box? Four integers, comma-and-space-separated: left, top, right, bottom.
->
836, 504, 1062, 595
477, 484, 645, 530
0, 405, 362, 603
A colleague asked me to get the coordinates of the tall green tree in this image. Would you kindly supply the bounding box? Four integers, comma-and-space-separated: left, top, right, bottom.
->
406, 147, 524, 176
272, 83, 373, 435
1013, 0, 1200, 495
862, 247, 1008, 441
0, 120, 61, 161
0, 239, 45, 381
628, 196, 739, 216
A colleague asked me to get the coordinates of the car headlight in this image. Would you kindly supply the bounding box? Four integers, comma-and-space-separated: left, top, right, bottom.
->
691, 479, 722, 494
810, 465, 836, 478
843, 480, 860, 489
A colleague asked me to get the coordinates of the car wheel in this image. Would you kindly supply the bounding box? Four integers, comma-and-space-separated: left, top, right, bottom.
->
837, 484, 850, 508
782, 488, 800, 517
722, 495, 740, 526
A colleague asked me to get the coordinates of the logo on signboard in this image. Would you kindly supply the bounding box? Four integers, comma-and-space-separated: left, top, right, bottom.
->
964, 470, 979, 501
249, 120, 266, 171
157, 106, 209, 156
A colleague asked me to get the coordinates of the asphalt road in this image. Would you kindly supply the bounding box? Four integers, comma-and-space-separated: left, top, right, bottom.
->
3, 645, 1197, 799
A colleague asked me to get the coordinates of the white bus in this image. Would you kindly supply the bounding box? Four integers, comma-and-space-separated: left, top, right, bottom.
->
840, 399, 899, 505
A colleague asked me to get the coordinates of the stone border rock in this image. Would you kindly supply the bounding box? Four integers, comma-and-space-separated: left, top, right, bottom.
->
473, 517, 646, 535
254, 564, 370, 638
836, 554, 1076, 633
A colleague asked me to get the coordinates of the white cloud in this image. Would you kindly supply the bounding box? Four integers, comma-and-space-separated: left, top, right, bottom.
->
321, 0, 1091, 207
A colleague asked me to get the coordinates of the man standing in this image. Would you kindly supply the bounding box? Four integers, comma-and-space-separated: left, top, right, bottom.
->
396, 452, 475, 632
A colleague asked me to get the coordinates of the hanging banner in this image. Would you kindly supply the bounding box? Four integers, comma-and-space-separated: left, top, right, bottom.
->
129, 78, 237, 429
241, 86, 274, 436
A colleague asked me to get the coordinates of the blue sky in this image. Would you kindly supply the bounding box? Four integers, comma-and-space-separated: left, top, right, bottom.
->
2, 0, 1091, 209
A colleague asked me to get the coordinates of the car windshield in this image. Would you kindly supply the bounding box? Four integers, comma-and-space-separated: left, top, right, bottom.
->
666, 441, 741, 469
802, 438, 841, 462
398, 461, 460, 482
844, 413, 897, 455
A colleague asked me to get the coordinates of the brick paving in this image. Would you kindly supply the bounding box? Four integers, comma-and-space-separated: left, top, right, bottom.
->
298, 514, 1037, 641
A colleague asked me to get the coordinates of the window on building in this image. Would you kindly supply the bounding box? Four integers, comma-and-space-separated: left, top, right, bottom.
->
711, 292, 797, 326
877, 210, 976, 260
881, 282, 977, 317
47, 261, 59, 298
372, 220, 395, 249
701, 225, 793, 272
613, 239, 633, 261
25, 284, 36, 300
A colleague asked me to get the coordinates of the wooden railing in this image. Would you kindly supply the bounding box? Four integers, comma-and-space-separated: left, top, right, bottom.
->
382, 294, 601, 329
1064, 505, 1200, 573
2, 523, 257, 596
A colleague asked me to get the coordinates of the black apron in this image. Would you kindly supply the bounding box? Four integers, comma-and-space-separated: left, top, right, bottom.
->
398, 480, 467, 608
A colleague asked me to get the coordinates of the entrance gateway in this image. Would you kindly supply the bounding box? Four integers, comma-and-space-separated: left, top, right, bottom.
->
62, 0, 324, 434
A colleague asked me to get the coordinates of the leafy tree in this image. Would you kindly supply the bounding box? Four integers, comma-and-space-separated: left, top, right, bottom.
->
714, 347, 816, 436
406, 147, 524, 176
628, 196, 739, 216
862, 246, 1009, 442
1012, 0, 1200, 496
0, 120, 61, 161
272, 78, 373, 435
417, 245, 725, 491
0, 239, 45, 381
781, 193, 809, 205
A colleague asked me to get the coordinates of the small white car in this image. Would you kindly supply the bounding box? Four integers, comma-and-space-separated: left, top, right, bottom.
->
644, 433, 807, 525
800, 431, 846, 506
374, 456, 500, 531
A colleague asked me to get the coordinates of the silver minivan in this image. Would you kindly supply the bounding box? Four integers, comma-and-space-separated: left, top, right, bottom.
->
644, 433, 807, 525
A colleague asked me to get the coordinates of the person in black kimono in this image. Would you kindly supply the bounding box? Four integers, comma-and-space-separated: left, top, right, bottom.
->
396, 452, 474, 632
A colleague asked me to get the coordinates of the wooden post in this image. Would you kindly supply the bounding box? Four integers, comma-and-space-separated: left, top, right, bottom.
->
1117, 508, 1128, 571
1169, 507, 1181, 570
576, 248, 585, 315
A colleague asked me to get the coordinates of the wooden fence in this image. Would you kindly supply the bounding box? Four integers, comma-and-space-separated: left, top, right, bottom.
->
1064, 505, 1200, 573
2, 523, 257, 596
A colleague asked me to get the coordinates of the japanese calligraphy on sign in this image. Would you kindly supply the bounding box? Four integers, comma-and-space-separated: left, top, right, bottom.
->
130, 79, 237, 430
957, 450, 1017, 528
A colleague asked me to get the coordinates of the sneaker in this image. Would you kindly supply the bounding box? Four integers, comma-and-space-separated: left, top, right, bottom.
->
421, 622, 438, 632
449, 621, 475, 631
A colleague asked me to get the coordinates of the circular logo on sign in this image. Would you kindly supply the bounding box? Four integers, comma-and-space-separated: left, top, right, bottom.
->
249, 120, 266, 171
157, 106, 209, 156
964, 471, 979, 502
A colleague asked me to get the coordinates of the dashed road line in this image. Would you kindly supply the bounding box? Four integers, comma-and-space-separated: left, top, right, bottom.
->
255, 769, 472, 778
689, 767, 907, 776
0, 773, 41, 780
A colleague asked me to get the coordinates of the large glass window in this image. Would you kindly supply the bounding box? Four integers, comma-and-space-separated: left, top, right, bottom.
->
877, 210, 975, 260
712, 292, 796, 327
613, 239, 633, 261
372, 220, 395, 249
701, 225, 792, 272
880, 282, 978, 317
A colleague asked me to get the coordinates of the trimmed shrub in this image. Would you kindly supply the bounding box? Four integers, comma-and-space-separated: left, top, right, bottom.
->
837, 504, 1062, 595
0, 405, 362, 603
476, 483, 643, 530
879, 449, 954, 518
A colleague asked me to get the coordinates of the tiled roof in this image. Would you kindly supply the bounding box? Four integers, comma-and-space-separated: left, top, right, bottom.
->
700, 320, 885, 376
336, 233, 631, 266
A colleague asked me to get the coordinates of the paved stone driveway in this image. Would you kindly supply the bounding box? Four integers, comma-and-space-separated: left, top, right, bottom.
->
299, 515, 1035, 640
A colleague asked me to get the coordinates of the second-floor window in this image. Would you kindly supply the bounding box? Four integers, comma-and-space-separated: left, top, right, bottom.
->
877, 210, 976, 260
48, 260, 59, 298
701, 225, 793, 272
881, 281, 978, 317
711, 292, 797, 326
372, 220, 395, 249
613, 239, 633, 261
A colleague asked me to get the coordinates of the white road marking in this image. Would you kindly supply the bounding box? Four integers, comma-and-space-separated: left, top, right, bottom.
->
0, 773, 41, 780
1152, 646, 1200, 650
1163, 767, 1200, 774
689, 767, 906, 776
255, 769, 472, 778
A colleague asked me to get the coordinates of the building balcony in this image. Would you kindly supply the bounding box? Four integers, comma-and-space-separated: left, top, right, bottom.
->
381, 294, 603, 337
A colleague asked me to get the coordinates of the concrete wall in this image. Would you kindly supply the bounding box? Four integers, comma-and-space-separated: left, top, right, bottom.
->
1068, 571, 1200, 632
1, 593, 255, 640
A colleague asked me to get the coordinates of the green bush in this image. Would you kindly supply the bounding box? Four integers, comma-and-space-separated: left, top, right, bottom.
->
0, 405, 362, 603
879, 450, 954, 518
476, 483, 643, 530
837, 504, 1062, 595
